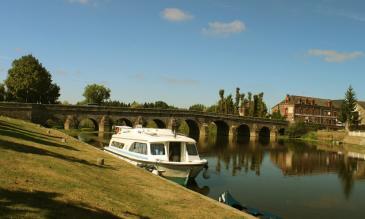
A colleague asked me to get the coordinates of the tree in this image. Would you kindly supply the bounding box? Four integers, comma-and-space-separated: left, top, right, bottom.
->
271, 111, 285, 120
189, 104, 206, 112
218, 89, 225, 113
225, 95, 235, 114
82, 84, 111, 105
0, 83, 5, 101
339, 86, 360, 130
235, 87, 240, 115
154, 101, 169, 109
5, 54, 60, 103
206, 104, 218, 113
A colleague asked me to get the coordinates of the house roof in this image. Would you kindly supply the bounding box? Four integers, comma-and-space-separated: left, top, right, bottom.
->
275, 95, 343, 108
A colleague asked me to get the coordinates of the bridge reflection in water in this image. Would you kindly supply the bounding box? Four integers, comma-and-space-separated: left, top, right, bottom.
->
192, 139, 365, 219
79, 131, 365, 219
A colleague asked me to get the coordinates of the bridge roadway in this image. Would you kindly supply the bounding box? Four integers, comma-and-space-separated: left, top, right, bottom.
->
0, 102, 288, 142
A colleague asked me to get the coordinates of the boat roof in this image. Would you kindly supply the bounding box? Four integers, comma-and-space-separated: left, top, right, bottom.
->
112, 126, 196, 143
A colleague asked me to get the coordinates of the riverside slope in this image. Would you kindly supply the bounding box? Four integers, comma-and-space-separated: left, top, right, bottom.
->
0, 116, 252, 219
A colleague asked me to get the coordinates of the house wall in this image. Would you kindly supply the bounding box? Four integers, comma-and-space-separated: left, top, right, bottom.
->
356, 104, 365, 125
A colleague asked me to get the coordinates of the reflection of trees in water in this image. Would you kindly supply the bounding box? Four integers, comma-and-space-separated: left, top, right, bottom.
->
338, 158, 358, 199
270, 140, 365, 199
199, 138, 277, 176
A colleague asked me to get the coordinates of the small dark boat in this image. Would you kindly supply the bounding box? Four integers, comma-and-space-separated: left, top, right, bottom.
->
218, 191, 282, 219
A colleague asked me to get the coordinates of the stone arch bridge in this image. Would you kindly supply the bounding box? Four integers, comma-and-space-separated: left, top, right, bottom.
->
0, 103, 288, 142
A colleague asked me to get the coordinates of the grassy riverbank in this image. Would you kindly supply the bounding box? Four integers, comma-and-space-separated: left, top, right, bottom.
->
280, 129, 347, 142
0, 117, 250, 218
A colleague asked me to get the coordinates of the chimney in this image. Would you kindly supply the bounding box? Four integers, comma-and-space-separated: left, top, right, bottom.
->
285, 94, 290, 104
327, 101, 332, 107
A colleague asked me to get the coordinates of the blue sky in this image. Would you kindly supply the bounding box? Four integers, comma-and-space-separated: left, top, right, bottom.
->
0, 0, 364, 109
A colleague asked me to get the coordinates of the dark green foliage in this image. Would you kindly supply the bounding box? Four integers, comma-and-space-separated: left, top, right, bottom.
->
234, 87, 240, 114
225, 95, 235, 114
103, 100, 130, 107
339, 86, 360, 130
153, 101, 169, 109
82, 84, 111, 105
5, 55, 60, 103
189, 104, 206, 112
287, 122, 309, 138
271, 111, 285, 120
0, 83, 5, 101
102, 100, 175, 109
215, 88, 268, 117
218, 89, 225, 113
206, 104, 218, 113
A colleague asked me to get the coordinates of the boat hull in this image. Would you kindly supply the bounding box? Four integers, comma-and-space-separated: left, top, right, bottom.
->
104, 147, 207, 179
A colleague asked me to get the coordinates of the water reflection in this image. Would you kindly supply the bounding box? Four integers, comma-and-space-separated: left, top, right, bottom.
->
197, 139, 365, 199
79, 131, 365, 218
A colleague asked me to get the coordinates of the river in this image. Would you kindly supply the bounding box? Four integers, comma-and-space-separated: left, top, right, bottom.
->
77, 131, 365, 219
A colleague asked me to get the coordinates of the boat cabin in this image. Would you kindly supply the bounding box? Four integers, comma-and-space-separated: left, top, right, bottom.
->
108, 126, 201, 163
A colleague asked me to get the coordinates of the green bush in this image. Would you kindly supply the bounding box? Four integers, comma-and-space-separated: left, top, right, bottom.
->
287, 122, 309, 138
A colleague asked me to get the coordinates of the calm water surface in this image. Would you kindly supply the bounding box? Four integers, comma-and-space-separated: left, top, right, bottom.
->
82, 132, 365, 219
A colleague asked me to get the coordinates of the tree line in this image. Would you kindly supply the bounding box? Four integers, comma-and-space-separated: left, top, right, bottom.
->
0, 55, 178, 110
0, 55, 274, 118
189, 88, 269, 118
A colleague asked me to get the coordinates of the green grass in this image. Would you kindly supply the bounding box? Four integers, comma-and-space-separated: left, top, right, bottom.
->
0, 116, 248, 219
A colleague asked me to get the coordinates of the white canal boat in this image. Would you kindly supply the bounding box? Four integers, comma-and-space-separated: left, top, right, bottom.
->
104, 126, 208, 179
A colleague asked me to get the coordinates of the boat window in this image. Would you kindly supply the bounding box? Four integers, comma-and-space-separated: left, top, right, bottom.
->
111, 141, 124, 149
129, 142, 147, 155
186, 143, 198, 155
151, 143, 165, 155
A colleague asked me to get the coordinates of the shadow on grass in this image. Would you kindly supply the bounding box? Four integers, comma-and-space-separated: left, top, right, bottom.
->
0, 139, 114, 169
0, 188, 121, 219
0, 121, 79, 151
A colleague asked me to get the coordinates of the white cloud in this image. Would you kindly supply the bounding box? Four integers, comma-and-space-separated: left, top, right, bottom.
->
161, 8, 193, 22
202, 20, 245, 36
308, 49, 364, 63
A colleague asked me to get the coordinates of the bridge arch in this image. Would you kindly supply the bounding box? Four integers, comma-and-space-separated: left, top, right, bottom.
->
78, 117, 99, 131
152, 119, 166, 128
278, 128, 285, 136
114, 118, 133, 127
64, 116, 78, 130
45, 117, 63, 129
213, 120, 229, 138
146, 119, 166, 128
185, 119, 200, 140
236, 124, 250, 143
258, 126, 270, 144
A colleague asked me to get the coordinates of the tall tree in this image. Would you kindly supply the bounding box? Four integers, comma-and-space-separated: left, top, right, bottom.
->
82, 84, 111, 105
218, 89, 225, 113
235, 87, 240, 115
339, 85, 360, 130
0, 83, 5, 101
253, 94, 259, 117
247, 92, 253, 116
5, 54, 60, 103
225, 95, 235, 114
239, 93, 245, 116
